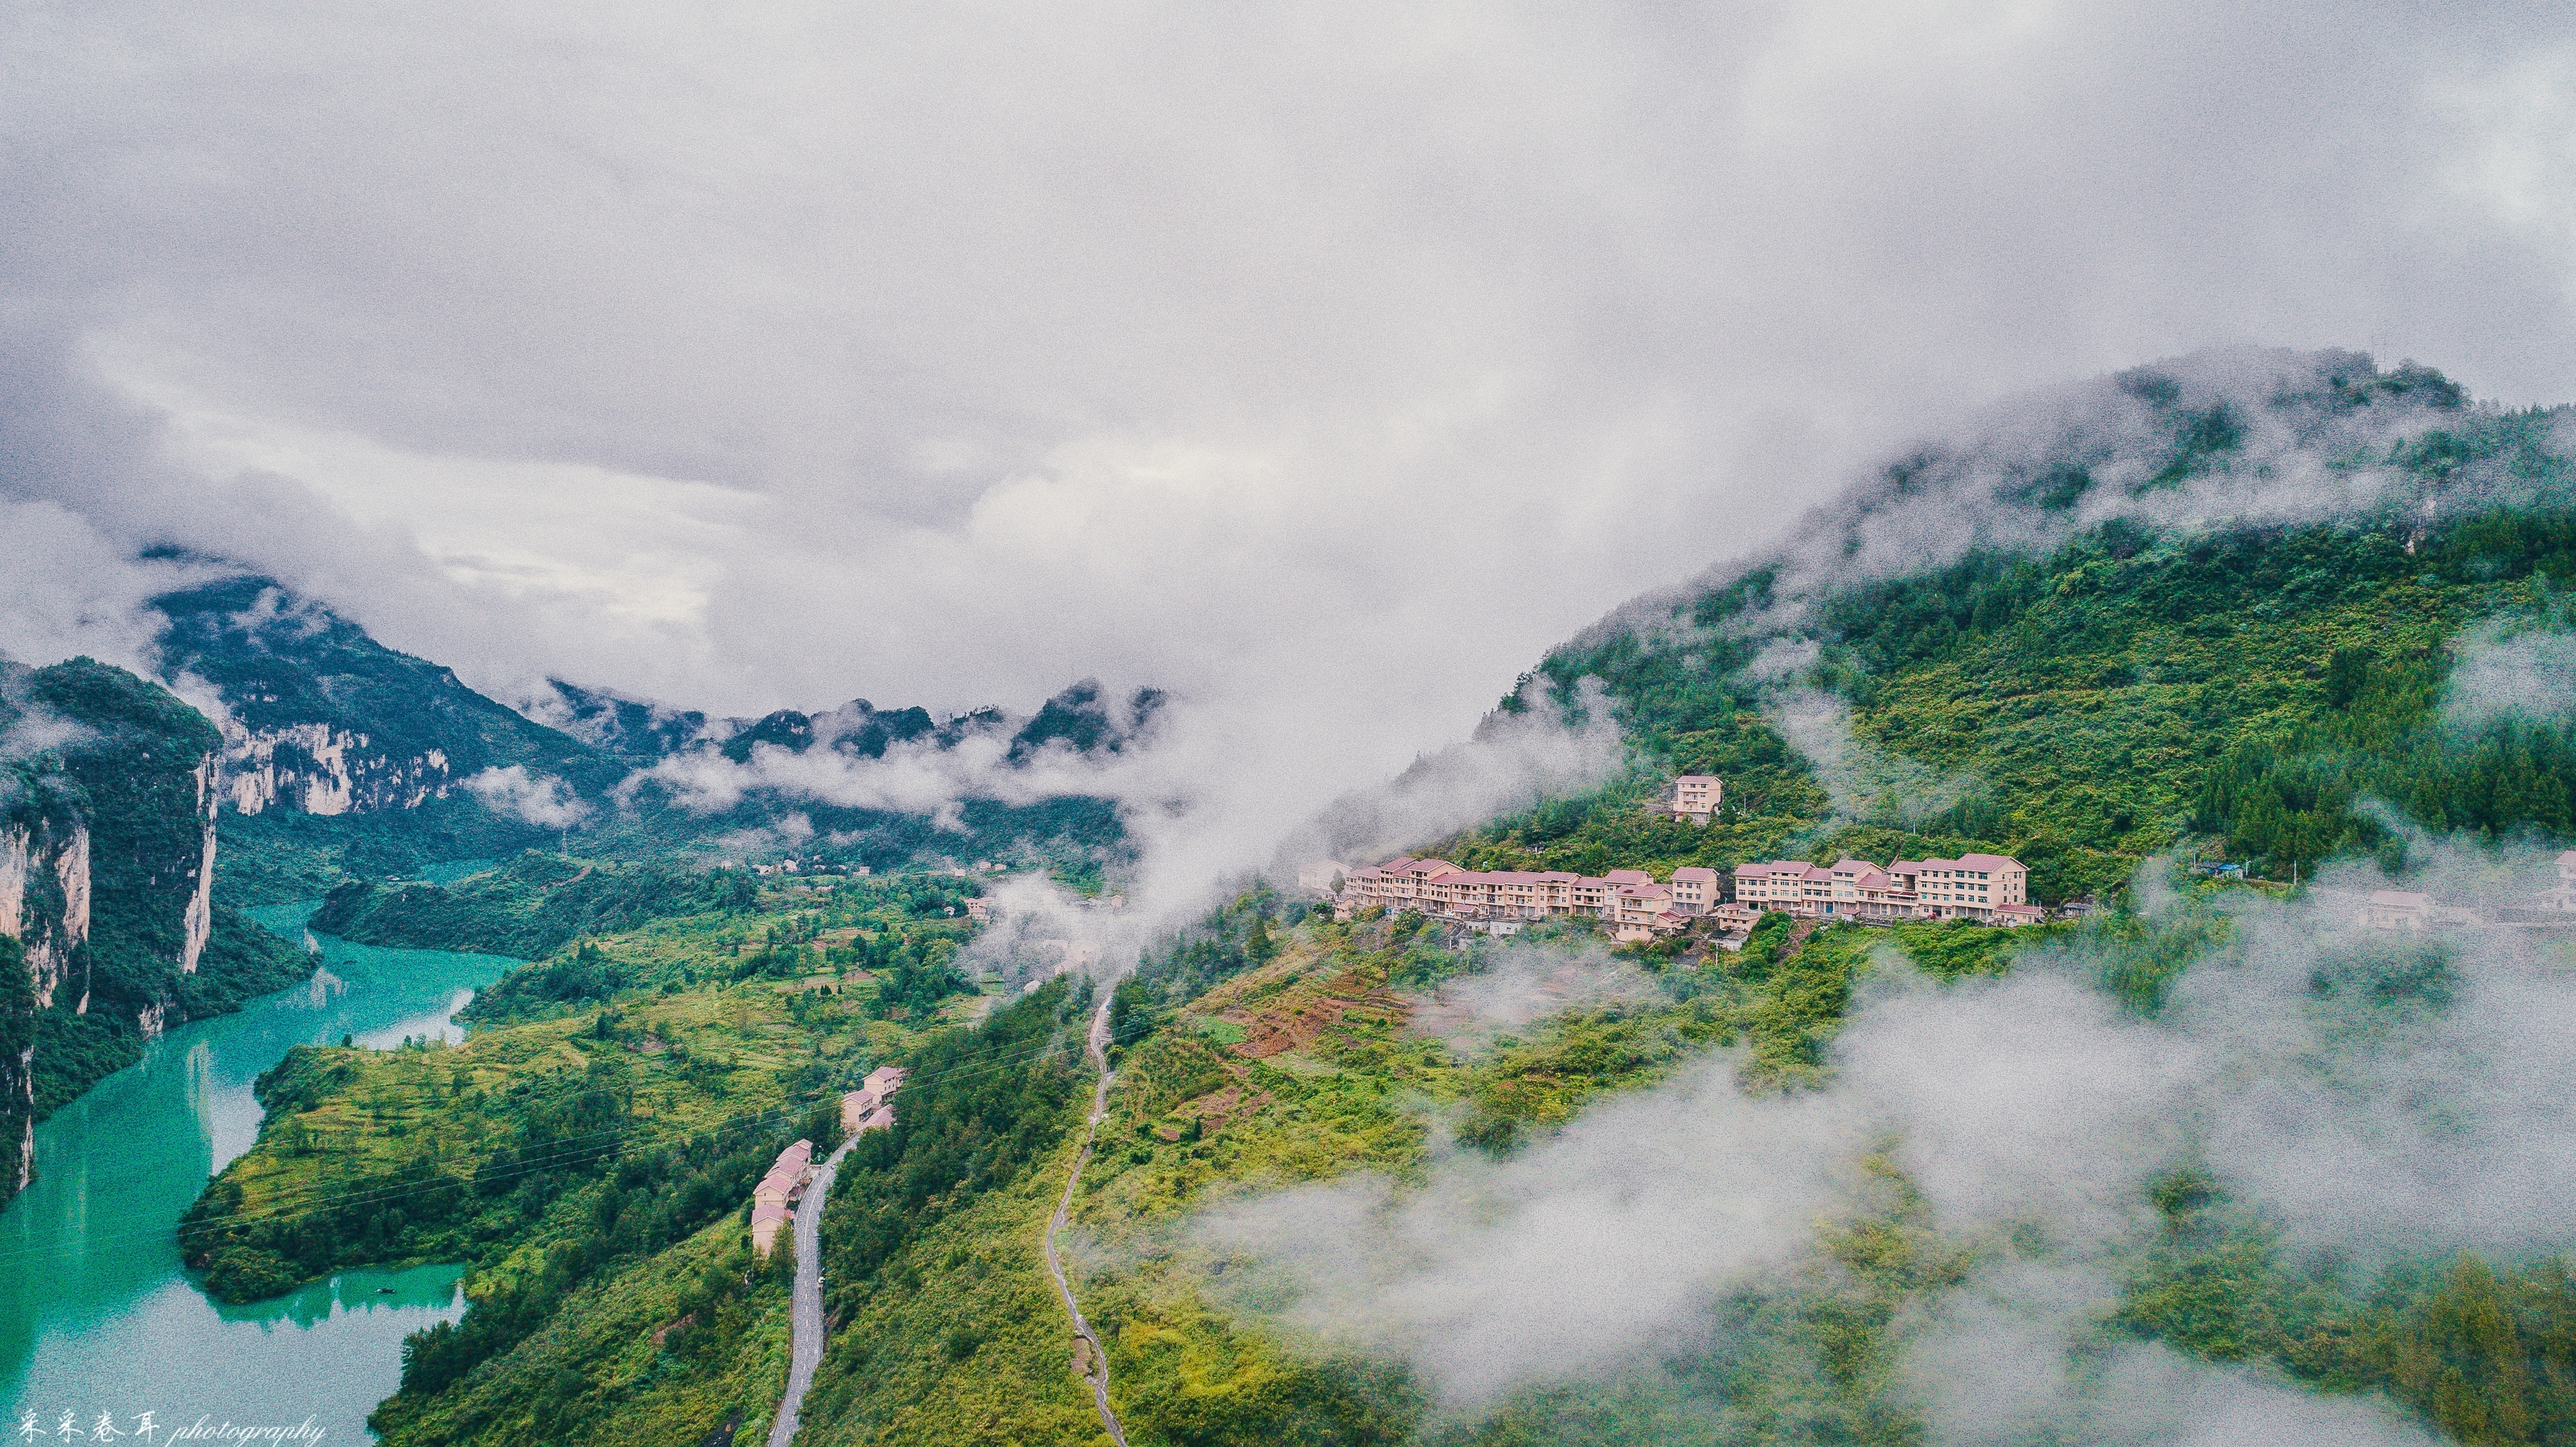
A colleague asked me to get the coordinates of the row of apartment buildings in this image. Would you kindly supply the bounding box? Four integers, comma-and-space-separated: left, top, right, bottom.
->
1335, 849, 2041, 937
1335, 858, 1715, 941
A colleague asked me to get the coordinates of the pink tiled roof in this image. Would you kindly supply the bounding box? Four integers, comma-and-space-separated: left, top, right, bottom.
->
752, 1202, 790, 1225
1605, 868, 1652, 885
1671, 867, 1719, 882
1958, 853, 2024, 870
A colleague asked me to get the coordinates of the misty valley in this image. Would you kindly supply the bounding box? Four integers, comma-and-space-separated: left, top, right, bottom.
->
6, 350, 2576, 1445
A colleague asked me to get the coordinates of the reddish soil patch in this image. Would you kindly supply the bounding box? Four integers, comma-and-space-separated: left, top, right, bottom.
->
1231, 978, 1412, 1060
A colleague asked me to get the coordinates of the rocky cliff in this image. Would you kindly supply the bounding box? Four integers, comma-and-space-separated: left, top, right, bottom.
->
0, 658, 307, 1199
154, 574, 619, 817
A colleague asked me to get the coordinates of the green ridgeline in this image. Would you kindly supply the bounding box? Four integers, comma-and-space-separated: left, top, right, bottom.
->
1454, 472, 2576, 907
792, 893, 2574, 1447
202, 888, 2576, 1445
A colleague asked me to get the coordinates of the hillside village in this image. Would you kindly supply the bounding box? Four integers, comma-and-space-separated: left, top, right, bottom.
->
1335, 770, 2576, 946
1329, 773, 2041, 940
1335, 847, 2040, 941
750, 1064, 909, 1258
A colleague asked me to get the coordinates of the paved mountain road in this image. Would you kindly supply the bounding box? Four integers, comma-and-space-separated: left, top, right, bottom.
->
767, 1132, 859, 1447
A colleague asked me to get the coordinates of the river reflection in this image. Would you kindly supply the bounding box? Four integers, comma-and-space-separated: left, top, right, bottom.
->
0, 904, 520, 1441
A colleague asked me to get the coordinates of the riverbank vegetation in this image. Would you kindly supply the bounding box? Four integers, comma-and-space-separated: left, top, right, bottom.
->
175, 870, 1007, 1445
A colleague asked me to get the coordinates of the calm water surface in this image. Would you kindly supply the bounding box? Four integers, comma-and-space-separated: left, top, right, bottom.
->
1, 903, 523, 1443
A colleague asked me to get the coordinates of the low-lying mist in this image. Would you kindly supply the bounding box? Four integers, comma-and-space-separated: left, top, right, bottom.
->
1175, 837, 2576, 1441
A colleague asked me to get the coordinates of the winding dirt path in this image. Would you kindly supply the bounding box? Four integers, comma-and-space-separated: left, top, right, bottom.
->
1044, 997, 1130, 1447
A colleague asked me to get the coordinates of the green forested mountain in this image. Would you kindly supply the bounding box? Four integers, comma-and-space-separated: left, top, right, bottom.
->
142, 351, 2576, 1447
1442, 350, 2576, 903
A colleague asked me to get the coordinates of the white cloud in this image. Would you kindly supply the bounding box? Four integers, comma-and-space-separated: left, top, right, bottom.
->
0, 1, 2570, 914
461, 764, 593, 830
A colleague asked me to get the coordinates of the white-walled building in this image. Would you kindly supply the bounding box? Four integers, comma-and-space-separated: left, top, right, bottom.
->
1335, 846, 2041, 933
1733, 853, 2037, 925
1672, 775, 1721, 823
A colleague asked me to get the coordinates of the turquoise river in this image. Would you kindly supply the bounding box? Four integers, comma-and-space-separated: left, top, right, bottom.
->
1, 901, 523, 1444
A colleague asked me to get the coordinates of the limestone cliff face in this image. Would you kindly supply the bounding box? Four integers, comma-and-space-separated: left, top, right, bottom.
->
181, 756, 217, 976
0, 815, 91, 1196
0, 818, 92, 1010
0, 937, 28, 1195
0, 659, 296, 1203
219, 718, 455, 817
155, 574, 611, 825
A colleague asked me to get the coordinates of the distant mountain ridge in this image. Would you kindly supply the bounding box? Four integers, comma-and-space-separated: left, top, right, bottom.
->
135, 572, 1148, 892
153, 574, 620, 816
525, 675, 1164, 769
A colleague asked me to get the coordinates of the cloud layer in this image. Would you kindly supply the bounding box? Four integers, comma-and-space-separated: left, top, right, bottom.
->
2, 2, 2573, 900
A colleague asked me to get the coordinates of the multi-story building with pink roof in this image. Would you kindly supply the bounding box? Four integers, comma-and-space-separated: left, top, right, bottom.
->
1672, 775, 1721, 823
750, 1138, 817, 1258
1668, 867, 1720, 913
1610, 882, 1674, 941
1889, 854, 2028, 921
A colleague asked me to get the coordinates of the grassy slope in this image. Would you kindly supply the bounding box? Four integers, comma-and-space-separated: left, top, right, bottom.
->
1045, 901, 2571, 1447
769, 901, 2049, 1446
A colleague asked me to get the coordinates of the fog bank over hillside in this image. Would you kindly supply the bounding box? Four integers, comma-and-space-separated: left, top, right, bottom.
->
1185, 838, 2576, 1437
1577, 349, 2574, 660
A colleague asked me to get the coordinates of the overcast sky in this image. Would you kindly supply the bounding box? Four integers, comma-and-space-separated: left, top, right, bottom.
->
3, 1, 2573, 882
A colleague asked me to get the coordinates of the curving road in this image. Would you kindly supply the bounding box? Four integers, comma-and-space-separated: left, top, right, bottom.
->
1044, 997, 1130, 1447
768, 1132, 859, 1447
